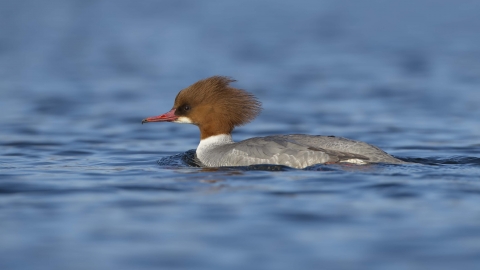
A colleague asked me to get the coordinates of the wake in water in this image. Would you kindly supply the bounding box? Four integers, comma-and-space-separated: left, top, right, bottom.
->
158, 150, 480, 170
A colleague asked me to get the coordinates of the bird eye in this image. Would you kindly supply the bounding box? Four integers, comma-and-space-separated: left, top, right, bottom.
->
184, 105, 190, 111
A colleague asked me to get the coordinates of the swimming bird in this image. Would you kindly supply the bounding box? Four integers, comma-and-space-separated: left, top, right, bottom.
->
142, 76, 405, 168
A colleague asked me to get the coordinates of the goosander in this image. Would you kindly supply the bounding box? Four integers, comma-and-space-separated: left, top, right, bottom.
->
142, 76, 405, 168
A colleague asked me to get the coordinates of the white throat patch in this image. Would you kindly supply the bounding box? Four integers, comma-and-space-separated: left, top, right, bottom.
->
174, 116, 193, 124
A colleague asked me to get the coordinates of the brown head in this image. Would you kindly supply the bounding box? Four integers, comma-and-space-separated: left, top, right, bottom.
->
142, 76, 262, 139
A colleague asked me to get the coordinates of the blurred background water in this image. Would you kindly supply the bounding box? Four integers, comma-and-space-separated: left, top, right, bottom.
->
1, 0, 480, 269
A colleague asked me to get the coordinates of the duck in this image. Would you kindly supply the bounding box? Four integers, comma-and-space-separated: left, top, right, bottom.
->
142, 76, 405, 168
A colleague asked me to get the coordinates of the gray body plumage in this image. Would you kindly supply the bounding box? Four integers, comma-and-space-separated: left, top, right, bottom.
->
196, 134, 405, 169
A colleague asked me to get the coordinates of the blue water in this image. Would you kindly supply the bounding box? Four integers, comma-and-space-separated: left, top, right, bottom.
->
2, 0, 480, 269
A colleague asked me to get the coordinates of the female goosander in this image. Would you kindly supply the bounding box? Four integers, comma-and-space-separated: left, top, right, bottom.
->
142, 76, 405, 168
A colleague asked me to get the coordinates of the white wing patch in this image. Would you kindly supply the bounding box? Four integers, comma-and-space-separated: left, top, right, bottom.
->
340, 159, 368, 165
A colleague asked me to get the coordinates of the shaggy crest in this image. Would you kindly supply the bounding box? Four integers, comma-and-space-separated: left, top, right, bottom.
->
173, 76, 262, 137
